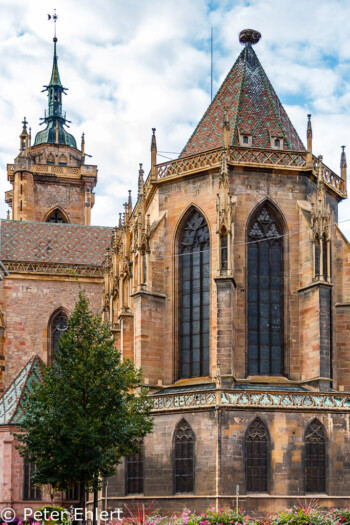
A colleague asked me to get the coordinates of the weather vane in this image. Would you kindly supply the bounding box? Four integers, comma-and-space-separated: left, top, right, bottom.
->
47, 9, 58, 41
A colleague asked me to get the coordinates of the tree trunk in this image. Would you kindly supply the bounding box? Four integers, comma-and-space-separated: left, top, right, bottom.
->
80, 482, 86, 525
93, 487, 98, 525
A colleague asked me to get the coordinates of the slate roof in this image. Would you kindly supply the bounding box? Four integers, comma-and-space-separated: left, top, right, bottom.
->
0, 355, 43, 425
180, 41, 305, 157
0, 220, 113, 266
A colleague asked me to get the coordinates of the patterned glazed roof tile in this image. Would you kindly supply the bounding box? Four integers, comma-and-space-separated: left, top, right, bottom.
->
181, 42, 305, 157
0, 220, 113, 266
0, 355, 43, 425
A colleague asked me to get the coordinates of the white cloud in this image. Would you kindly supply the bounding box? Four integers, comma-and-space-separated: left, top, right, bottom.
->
0, 0, 349, 237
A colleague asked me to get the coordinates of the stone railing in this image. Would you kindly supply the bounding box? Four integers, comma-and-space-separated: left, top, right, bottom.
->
229, 146, 306, 168
150, 388, 350, 412
152, 147, 345, 198
313, 156, 345, 195
7, 163, 97, 178
157, 148, 222, 178
4, 190, 13, 205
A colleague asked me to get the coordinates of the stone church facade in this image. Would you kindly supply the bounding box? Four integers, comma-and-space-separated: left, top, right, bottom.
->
0, 27, 350, 515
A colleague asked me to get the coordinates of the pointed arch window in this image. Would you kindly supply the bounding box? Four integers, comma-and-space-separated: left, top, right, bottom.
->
305, 420, 326, 493
50, 310, 68, 363
174, 419, 194, 493
247, 204, 284, 375
245, 418, 268, 493
179, 209, 210, 378
46, 208, 68, 223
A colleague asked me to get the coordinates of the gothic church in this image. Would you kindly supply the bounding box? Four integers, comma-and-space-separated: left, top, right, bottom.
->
1, 27, 350, 514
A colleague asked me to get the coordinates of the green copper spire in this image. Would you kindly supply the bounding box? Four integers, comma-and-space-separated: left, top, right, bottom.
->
34, 19, 77, 149
49, 39, 62, 87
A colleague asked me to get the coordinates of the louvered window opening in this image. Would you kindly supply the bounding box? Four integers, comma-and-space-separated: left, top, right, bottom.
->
179, 210, 210, 378
174, 420, 194, 493
23, 463, 42, 501
248, 206, 283, 375
305, 421, 326, 493
126, 448, 144, 494
246, 419, 268, 493
47, 209, 67, 223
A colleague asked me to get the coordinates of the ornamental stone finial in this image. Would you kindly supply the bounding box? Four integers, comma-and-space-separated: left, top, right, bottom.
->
239, 29, 261, 45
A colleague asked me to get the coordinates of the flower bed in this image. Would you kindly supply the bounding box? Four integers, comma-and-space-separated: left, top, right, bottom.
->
144, 506, 350, 525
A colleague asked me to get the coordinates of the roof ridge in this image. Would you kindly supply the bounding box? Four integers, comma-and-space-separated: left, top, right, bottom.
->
230, 46, 248, 145
179, 48, 245, 157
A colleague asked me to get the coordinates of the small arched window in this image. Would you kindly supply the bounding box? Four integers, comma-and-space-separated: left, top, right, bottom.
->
305, 420, 326, 493
247, 203, 284, 375
179, 209, 210, 378
174, 419, 194, 494
46, 208, 68, 223
59, 154, 67, 166
245, 418, 269, 493
47, 153, 55, 165
243, 135, 249, 144
50, 310, 68, 363
126, 439, 144, 494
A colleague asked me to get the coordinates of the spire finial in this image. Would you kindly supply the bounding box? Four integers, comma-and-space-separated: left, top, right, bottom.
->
48, 9, 58, 43
239, 29, 261, 45
341, 146, 347, 195
138, 163, 145, 198
22, 117, 28, 134
81, 133, 85, 155
128, 190, 132, 214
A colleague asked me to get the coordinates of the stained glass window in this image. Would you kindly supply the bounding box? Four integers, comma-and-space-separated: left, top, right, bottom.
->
248, 205, 283, 375
246, 418, 268, 493
305, 420, 326, 493
179, 210, 210, 378
174, 419, 194, 493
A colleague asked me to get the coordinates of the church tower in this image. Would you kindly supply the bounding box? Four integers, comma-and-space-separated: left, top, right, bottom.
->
5, 29, 97, 225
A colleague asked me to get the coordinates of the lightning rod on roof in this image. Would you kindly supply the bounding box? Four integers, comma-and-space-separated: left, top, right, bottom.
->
210, 27, 213, 102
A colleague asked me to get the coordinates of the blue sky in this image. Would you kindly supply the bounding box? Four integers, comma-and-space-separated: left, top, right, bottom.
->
0, 0, 349, 238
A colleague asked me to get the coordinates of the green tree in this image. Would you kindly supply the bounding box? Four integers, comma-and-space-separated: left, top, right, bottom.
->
14, 289, 153, 517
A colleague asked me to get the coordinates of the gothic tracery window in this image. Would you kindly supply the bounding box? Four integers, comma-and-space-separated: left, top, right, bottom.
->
305, 420, 326, 493
247, 204, 284, 375
174, 419, 194, 493
245, 418, 269, 493
179, 209, 210, 378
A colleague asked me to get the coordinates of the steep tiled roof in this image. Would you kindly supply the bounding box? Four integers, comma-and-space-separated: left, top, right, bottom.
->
180, 41, 305, 157
0, 355, 43, 425
0, 220, 113, 266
